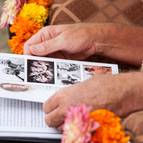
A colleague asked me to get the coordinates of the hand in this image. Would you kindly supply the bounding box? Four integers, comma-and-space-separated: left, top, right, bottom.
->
24, 23, 143, 65
24, 23, 112, 60
43, 74, 129, 128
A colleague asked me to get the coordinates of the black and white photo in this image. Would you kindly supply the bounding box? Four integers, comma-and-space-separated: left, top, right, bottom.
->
27, 60, 55, 84
0, 57, 25, 82
56, 62, 81, 85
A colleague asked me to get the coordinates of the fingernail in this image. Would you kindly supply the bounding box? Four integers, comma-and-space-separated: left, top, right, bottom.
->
24, 44, 31, 55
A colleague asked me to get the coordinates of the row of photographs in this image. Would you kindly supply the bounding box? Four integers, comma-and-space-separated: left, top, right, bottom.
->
0, 56, 114, 86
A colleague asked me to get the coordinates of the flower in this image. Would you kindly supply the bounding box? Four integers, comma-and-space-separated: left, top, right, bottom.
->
0, 0, 51, 54
62, 106, 130, 143
28, 0, 53, 7
9, 17, 42, 54
19, 3, 48, 25
0, 0, 26, 29
62, 105, 100, 143
90, 109, 130, 143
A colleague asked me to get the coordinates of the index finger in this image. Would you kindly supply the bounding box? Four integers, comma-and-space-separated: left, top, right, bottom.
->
43, 92, 60, 114
24, 25, 72, 54
24, 27, 52, 54
28, 25, 72, 45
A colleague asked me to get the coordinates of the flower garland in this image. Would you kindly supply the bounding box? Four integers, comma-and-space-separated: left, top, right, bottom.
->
0, 0, 52, 54
62, 105, 130, 143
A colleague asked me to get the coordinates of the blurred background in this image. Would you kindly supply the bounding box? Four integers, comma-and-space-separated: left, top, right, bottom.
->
0, 0, 9, 53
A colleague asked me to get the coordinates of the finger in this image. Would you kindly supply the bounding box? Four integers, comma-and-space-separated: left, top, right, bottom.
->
24, 25, 72, 54
29, 35, 65, 56
25, 25, 70, 45
57, 124, 64, 132
45, 108, 65, 127
24, 28, 50, 55
43, 93, 60, 114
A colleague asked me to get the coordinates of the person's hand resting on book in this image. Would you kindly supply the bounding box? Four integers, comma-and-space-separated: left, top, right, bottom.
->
24, 23, 143, 65
42, 72, 143, 128
24, 23, 143, 128
24, 24, 98, 60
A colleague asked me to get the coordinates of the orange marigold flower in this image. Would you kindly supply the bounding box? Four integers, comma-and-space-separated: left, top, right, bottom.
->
28, 0, 53, 7
90, 109, 130, 143
9, 16, 42, 54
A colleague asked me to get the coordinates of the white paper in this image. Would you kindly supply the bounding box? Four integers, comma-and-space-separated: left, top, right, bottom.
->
0, 97, 61, 139
0, 84, 60, 103
0, 53, 119, 103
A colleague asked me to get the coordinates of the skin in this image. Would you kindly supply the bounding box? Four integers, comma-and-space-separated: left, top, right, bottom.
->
24, 23, 143, 128
24, 23, 143, 65
43, 72, 143, 127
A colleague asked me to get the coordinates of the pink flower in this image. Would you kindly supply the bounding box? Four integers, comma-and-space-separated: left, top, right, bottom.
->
62, 105, 100, 143
0, 0, 26, 29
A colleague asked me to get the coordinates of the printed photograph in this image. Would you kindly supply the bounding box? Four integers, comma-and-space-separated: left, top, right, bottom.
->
83, 65, 112, 80
27, 60, 55, 84
0, 57, 25, 82
56, 62, 81, 85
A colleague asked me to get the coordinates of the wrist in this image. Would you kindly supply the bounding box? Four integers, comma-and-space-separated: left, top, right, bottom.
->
111, 72, 143, 117
90, 75, 125, 112
91, 23, 117, 56
91, 73, 135, 117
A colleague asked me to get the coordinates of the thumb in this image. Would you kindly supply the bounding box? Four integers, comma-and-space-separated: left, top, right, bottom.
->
29, 35, 65, 56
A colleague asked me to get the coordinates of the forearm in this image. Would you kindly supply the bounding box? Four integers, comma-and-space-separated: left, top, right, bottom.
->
111, 72, 143, 117
93, 24, 143, 66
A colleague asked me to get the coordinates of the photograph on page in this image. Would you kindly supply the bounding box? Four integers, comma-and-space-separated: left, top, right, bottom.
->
83, 65, 112, 80
0, 57, 25, 83
56, 62, 81, 85
27, 59, 55, 84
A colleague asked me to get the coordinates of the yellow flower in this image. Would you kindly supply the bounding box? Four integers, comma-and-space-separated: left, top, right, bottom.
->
19, 3, 48, 25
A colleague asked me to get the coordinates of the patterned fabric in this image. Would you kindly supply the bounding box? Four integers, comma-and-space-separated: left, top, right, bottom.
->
49, 0, 143, 26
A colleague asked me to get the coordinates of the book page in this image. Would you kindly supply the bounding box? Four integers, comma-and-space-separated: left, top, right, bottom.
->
0, 98, 61, 139
0, 53, 119, 103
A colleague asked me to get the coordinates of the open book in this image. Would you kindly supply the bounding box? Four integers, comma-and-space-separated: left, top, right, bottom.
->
0, 53, 118, 140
